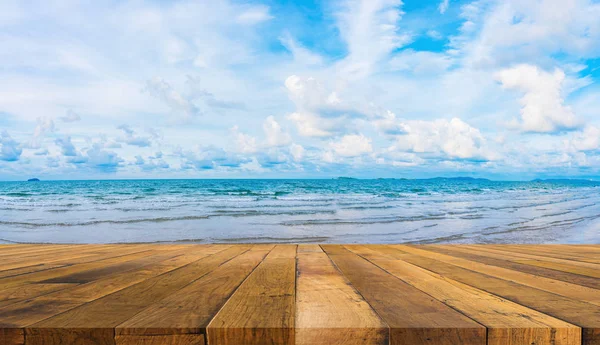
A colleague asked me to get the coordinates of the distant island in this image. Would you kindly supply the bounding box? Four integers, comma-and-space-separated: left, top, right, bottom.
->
424, 177, 491, 182
27, 178, 40, 182
531, 178, 596, 183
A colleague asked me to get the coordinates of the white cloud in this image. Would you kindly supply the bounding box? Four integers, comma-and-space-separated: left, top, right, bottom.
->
30, 117, 55, 149
329, 134, 373, 157
495, 64, 581, 133
231, 126, 258, 154
453, 0, 600, 68
84, 143, 123, 172
288, 112, 338, 138
290, 143, 305, 162
60, 109, 81, 122
236, 5, 273, 25
571, 126, 600, 152
55, 136, 79, 157
438, 0, 450, 14
426, 30, 443, 40
144, 78, 199, 121
335, 0, 411, 78
389, 49, 453, 74
0, 131, 22, 162
279, 32, 323, 66
180, 145, 249, 170
263, 116, 292, 147
1, 0, 600, 178
117, 125, 153, 147
394, 118, 493, 160
284, 75, 362, 137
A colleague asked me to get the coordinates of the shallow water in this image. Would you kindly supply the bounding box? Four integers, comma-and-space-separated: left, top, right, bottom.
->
0, 178, 599, 244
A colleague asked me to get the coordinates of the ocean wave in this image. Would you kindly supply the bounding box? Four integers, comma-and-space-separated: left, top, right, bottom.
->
205, 203, 333, 209
341, 205, 395, 210
210, 209, 336, 217
281, 214, 446, 226
0, 215, 210, 227
214, 236, 330, 243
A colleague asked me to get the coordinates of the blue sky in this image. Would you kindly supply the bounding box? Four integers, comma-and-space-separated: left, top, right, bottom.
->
1, 0, 600, 180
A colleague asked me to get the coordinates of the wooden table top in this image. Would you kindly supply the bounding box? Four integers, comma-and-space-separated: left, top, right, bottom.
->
0, 244, 598, 345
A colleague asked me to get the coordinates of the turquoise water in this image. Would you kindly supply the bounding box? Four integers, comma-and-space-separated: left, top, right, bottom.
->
1, 178, 599, 244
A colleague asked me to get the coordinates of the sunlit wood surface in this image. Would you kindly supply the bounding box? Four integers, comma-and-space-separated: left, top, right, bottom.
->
0, 244, 598, 345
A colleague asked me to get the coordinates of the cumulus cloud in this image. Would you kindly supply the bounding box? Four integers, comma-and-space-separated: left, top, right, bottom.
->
2, 0, 600, 178
495, 64, 581, 133
117, 125, 153, 147
394, 118, 493, 160
180, 145, 250, 170
144, 78, 200, 121
0, 131, 22, 162
329, 134, 373, 158
30, 117, 55, 149
263, 116, 292, 147
60, 109, 81, 122
134, 154, 170, 171
290, 143, 305, 162
571, 126, 600, 152
373, 110, 408, 136
84, 143, 123, 172
231, 125, 258, 154
284, 75, 362, 137
55, 136, 79, 157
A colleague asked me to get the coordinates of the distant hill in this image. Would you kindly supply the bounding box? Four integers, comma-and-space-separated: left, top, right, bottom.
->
532, 178, 596, 183
424, 177, 491, 182
27, 178, 40, 182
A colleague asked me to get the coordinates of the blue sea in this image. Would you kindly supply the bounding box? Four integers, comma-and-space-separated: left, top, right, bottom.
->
0, 178, 599, 244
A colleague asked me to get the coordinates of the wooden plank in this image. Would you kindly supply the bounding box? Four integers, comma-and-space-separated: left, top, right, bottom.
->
346, 245, 581, 345
0, 246, 220, 316
115, 245, 272, 342
513, 259, 600, 279
0, 246, 162, 290
23, 245, 250, 344
0, 246, 222, 333
470, 245, 600, 268
0, 245, 73, 258
474, 245, 600, 266
421, 245, 600, 289
0, 328, 23, 345
295, 244, 388, 345
0, 245, 128, 273
0, 245, 171, 280
207, 245, 297, 345
393, 246, 600, 306
116, 334, 206, 345
321, 245, 486, 345
386, 245, 600, 345
0, 284, 76, 309
0, 246, 219, 310
487, 245, 600, 262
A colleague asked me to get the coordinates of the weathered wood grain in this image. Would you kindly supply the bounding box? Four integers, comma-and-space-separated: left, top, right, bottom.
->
207, 245, 297, 345
25, 246, 249, 343
322, 245, 486, 345
347, 245, 581, 345
0, 244, 598, 345
388, 245, 600, 345
295, 244, 388, 345
421, 245, 600, 289
116, 245, 272, 338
